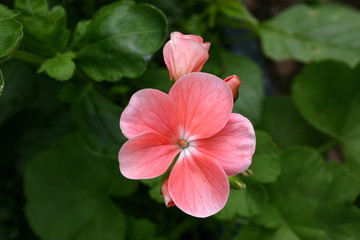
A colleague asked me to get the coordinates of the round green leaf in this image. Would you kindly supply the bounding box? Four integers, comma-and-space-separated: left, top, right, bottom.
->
265, 147, 360, 239
273, 147, 359, 211
258, 3, 360, 66
74, 2, 167, 81
25, 133, 137, 240
292, 61, 360, 176
237, 146, 360, 240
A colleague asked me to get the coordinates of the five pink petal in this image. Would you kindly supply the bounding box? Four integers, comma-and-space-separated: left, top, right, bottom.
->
119, 71, 256, 218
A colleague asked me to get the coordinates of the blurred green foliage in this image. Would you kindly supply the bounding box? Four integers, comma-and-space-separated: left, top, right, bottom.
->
1, 0, 360, 239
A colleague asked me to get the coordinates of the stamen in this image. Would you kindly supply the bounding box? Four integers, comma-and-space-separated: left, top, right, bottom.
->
176, 139, 189, 148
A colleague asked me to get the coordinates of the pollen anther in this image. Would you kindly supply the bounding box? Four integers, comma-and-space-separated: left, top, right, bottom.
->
176, 139, 189, 148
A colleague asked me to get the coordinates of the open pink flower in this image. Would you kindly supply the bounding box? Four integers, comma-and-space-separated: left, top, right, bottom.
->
163, 32, 210, 81
119, 72, 255, 218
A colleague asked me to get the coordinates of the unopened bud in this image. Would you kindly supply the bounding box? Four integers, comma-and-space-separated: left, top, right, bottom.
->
161, 178, 175, 207
163, 32, 210, 82
240, 168, 253, 177
228, 175, 246, 190
224, 75, 241, 101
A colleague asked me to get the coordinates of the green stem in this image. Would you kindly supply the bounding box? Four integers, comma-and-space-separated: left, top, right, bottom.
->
12, 50, 45, 64
317, 140, 338, 153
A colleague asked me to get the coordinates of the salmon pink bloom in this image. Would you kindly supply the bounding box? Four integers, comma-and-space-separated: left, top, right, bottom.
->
163, 32, 210, 81
119, 72, 255, 218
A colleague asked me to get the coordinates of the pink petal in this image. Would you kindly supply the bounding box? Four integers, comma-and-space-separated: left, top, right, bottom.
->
169, 72, 233, 140
194, 113, 256, 175
181, 34, 204, 43
170, 31, 185, 40
170, 31, 206, 46
202, 42, 211, 51
118, 132, 180, 179
120, 89, 178, 139
168, 149, 229, 218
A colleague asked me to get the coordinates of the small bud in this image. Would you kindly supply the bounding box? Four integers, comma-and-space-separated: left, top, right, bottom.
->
228, 175, 247, 190
240, 168, 253, 177
161, 178, 175, 207
163, 32, 210, 82
224, 75, 241, 100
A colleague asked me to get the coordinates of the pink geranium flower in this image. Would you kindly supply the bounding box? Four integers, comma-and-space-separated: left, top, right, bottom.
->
118, 72, 256, 218
163, 32, 210, 81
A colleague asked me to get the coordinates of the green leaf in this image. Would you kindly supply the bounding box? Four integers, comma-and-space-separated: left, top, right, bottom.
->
14, 0, 70, 56
253, 203, 283, 229
0, 4, 20, 20
0, 18, 23, 58
219, 0, 258, 26
293, 61, 360, 140
272, 147, 359, 215
0, 68, 3, 95
220, 49, 264, 123
71, 19, 91, 49
0, 60, 39, 124
233, 223, 273, 240
140, 178, 164, 203
267, 147, 358, 239
127, 217, 157, 240
251, 131, 281, 183
134, 67, 171, 93
259, 96, 326, 148
236, 147, 360, 239
292, 61, 360, 177
73, 2, 167, 82
38, 52, 76, 81
258, 3, 360, 66
72, 88, 126, 158
315, 205, 360, 240
271, 224, 302, 240
216, 180, 268, 220
25, 133, 137, 240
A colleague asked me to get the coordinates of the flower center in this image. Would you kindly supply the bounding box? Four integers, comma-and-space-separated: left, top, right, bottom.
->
176, 139, 189, 149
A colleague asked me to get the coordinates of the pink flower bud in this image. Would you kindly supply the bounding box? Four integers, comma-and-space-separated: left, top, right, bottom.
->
161, 178, 175, 207
224, 75, 241, 100
163, 32, 210, 81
